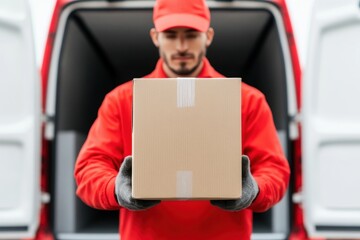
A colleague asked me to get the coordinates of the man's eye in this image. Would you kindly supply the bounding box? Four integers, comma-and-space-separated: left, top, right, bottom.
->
186, 34, 198, 39
165, 34, 177, 39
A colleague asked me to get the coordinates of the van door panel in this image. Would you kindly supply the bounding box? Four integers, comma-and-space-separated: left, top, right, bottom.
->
0, 0, 41, 238
302, 0, 360, 238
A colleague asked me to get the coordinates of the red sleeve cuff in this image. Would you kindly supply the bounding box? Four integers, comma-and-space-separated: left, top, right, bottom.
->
105, 175, 121, 209
249, 177, 267, 212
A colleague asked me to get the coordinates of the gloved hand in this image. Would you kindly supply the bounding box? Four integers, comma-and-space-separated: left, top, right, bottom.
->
115, 156, 160, 210
211, 155, 259, 211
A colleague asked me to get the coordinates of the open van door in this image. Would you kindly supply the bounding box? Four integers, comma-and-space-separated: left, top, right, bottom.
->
302, 0, 360, 238
0, 0, 41, 238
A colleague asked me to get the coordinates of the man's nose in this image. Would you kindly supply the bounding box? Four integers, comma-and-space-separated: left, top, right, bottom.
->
176, 37, 188, 52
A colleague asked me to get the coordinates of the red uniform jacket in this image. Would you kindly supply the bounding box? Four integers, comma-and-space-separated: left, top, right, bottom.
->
75, 58, 290, 240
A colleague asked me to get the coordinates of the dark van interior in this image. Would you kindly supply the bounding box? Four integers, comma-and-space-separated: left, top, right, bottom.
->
52, 1, 291, 239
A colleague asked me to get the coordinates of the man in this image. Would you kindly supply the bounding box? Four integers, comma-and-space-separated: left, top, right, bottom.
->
74, 0, 290, 239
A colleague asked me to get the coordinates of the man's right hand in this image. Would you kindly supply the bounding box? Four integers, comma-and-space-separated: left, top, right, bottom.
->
115, 156, 160, 210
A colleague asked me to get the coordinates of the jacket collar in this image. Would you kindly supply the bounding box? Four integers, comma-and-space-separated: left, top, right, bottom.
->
145, 57, 224, 78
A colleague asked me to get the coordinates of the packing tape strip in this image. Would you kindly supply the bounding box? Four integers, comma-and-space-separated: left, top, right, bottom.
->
176, 170, 193, 198
177, 78, 195, 108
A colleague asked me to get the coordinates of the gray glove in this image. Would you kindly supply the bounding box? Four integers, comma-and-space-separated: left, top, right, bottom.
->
211, 155, 259, 211
115, 156, 160, 210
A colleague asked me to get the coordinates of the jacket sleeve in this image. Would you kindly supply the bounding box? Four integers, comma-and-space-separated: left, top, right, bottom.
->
74, 91, 124, 210
242, 91, 290, 212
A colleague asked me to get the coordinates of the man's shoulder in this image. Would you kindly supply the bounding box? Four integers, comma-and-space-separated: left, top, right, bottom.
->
107, 80, 133, 99
241, 82, 265, 101
105, 74, 159, 101
97, 80, 133, 109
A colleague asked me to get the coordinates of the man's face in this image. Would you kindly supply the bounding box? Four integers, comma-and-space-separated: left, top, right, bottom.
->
150, 27, 214, 77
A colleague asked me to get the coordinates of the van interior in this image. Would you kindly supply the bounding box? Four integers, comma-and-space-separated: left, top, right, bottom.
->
52, 1, 291, 239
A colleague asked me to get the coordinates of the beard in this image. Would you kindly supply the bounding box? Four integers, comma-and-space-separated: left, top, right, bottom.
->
162, 51, 205, 76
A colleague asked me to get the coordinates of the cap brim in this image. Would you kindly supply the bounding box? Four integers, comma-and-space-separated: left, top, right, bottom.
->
155, 13, 209, 32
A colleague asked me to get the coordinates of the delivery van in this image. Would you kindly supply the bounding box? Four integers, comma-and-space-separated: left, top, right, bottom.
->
0, 0, 359, 239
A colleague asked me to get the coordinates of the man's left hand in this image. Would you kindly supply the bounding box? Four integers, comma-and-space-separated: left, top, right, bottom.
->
210, 155, 259, 211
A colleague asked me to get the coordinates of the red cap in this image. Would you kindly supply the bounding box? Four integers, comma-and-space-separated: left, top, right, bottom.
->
153, 0, 211, 32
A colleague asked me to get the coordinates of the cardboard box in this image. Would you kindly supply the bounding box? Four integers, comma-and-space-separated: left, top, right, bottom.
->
132, 78, 242, 199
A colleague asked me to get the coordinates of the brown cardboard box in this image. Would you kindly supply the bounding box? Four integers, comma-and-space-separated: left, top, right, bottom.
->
132, 78, 241, 199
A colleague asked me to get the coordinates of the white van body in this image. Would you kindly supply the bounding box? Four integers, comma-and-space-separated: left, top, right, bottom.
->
0, 0, 359, 239
302, 0, 360, 238
0, 0, 41, 238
